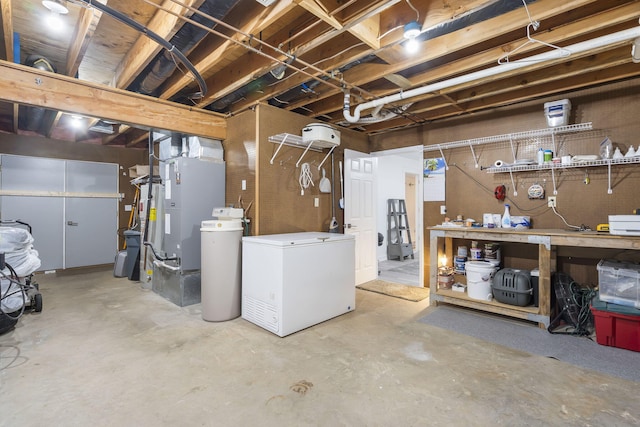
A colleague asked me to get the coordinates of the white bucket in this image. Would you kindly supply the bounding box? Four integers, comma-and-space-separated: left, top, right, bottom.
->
466, 261, 498, 301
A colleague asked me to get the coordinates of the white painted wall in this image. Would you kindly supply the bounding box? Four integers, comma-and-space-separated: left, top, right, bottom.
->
372, 146, 423, 262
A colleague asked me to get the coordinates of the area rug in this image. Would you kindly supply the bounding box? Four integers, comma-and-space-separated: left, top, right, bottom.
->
419, 306, 640, 382
357, 280, 429, 302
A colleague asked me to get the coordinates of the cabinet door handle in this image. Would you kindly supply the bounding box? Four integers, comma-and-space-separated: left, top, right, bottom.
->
67, 221, 79, 226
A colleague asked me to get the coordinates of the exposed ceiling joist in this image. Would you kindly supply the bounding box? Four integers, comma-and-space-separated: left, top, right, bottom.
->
0, 0, 13, 62
0, 61, 226, 139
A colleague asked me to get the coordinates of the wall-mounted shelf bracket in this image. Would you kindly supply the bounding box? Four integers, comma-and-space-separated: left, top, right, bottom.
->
437, 145, 449, 170
468, 141, 479, 168
269, 133, 337, 170
508, 169, 517, 196
508, 135, 517, 163
550, 166, 558, 195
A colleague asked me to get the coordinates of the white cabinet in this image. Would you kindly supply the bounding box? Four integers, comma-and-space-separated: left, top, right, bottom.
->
0, 155, 118, 270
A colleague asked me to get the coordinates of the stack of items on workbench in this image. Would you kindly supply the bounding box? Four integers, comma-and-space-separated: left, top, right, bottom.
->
591, 260, 640, 352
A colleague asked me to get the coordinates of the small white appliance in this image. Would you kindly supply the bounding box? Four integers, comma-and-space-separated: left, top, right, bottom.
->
212, 207, 244, 219
301, 123, 341, 147
609, 215, 640, 236
241, 232, 355, 337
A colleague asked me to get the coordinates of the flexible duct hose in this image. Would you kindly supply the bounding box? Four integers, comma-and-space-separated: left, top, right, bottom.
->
77, 0, 207, 98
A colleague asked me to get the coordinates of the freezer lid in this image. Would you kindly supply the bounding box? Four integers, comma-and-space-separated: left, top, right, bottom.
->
242, 231, 354, 246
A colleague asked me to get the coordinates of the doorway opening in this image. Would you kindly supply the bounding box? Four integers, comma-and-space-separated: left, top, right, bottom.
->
373, 146, 423, 287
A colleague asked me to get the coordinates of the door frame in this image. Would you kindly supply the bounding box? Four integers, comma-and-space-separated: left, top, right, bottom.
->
372, 145, 424, 287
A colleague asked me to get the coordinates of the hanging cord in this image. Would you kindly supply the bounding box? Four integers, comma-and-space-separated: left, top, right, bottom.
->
406, 0, 420, 21
450, 163, 548, 213
551, 206, 591, 231
548, 276, 596, 336
521, 0, 534, 25
1, 262, 27, 320
299, 163, 314, 195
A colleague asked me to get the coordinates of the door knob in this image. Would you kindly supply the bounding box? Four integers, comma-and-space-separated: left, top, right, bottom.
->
67, 221, 78, 226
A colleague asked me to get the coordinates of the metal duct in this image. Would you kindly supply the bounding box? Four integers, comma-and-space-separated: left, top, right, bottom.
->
133, 0, 240, 96
206, 55, 298, 113
267, 54, 382, 111
19, 55, 58, 132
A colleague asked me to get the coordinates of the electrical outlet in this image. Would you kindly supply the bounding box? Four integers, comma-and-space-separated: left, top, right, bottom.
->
440, 205, 447, 215
547, 196, 557, 208
314, 197, 319, 208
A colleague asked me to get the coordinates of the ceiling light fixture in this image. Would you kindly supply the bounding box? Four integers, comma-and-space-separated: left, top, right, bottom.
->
403, 21, 421, 40
403, 20, 422, 54
42, 0, 69, 14
69, 114, 84, 129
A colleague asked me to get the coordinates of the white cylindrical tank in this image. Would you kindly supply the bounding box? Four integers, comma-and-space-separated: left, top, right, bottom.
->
200, 219, 244, 321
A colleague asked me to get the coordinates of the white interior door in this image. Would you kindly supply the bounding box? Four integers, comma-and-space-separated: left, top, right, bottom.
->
344, 149, 377, 285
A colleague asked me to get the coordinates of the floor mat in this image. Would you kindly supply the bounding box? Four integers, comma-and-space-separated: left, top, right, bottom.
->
357, 280, 429, 302
419, 305, 640, 382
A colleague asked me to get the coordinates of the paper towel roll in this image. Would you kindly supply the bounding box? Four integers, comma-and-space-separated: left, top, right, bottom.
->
494, 160, 504, 168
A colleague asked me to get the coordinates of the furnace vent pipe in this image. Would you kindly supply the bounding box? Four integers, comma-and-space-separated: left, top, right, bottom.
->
343, 26, 640, 123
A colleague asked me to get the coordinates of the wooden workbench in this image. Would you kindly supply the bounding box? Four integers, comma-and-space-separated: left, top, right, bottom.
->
428, 227, 640, 327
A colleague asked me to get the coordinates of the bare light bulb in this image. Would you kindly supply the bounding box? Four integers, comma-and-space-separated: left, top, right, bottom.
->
45, 11, 64, 31
405, 37, 419, 54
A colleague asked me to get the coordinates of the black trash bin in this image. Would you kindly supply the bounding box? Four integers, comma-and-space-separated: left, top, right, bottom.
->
123, 230, 141, 281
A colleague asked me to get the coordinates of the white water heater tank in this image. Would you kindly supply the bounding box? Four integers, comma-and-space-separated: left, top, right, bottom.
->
302, 123, 341, 147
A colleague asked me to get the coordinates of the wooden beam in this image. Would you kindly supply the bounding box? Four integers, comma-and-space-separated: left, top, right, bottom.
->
126, 132, 151, 148
0, 0, 13, 62
188, 0, 394, 108
12, 102, 17, 133
1, 0, 15, 133
102, 124, 132, 145
66, 1, 105, 78
349, 16, 381, 51
159, 0, 298, 101
46, 112, 63, 138
298, 0, 637, 117
0, 61, 226, 140
113, 0, 206, 89
294, 0, 342, 31
230, 0, 600, 116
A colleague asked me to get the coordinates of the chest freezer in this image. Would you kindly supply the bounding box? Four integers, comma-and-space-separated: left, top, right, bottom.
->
242, 232, 355, 337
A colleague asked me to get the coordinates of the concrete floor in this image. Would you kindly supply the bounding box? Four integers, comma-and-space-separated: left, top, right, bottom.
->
1, 268, 639, 426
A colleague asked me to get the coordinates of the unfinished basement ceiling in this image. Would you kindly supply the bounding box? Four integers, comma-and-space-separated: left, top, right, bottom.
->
0, 0, 639, 147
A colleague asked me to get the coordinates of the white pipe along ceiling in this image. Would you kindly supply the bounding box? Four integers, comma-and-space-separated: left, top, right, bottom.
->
342, 26, 640, 123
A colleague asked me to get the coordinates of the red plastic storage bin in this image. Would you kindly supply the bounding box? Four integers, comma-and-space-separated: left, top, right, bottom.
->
590, 307, 640, 352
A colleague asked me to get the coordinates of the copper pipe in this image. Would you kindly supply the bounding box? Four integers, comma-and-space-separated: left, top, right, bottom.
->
142, 0, 344, 93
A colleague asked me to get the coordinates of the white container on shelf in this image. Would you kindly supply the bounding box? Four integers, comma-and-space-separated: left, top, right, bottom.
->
544, 99, 571, 127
